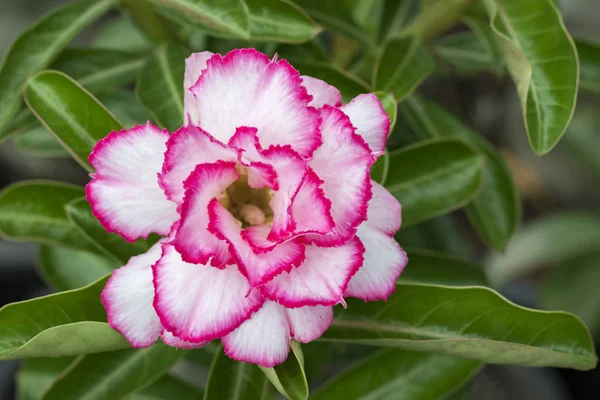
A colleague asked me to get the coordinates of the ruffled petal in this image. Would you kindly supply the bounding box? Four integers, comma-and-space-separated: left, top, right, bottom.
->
184, 51, 213, 125
153, 244, 264, 343
260, 237, 365, 307
161, 329, 207, 349
159, 125, 237, 204
301, 76, 342, 108
291, 169, 334, 236
340, 93, 390, 155
189, 49, 321, 157
208, 200, 305, 287
87, 123, 178, 242
305, 106, 374, 246
366, 181, 402, 235
345, 224, 407, 301
100, 242, 164, 348
222, 300, 290, 368
285, 305, 333, 343
172, 161, 239, 266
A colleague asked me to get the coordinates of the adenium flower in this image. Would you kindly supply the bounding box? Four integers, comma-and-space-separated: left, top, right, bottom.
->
88, 49, 408, 367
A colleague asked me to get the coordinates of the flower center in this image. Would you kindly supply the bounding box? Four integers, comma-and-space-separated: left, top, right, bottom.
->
223, 173, 273, 228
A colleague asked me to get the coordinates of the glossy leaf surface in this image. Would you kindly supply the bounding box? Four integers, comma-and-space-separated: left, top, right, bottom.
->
321, 283, 596, 370
385, 138, 484, 227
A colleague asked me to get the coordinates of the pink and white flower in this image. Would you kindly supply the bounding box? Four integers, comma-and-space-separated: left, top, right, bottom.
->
88, 49, 407, 367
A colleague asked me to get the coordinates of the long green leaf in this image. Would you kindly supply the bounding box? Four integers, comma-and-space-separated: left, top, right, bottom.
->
485, 212, 600, 286
576, 38, 600, 92
377, 0, 420, 43
37, 244, 118, 291
0, 181, 96, 252
93, 16, 152, 52
66, 198, 152, 264
0, 0, 116, 135
385, 138, 484, 227
51, 48, 145, 94
312, 348, 480, 400
401, 248, 488, 287
44, 344, 184, 400
374, 36, 435, 101
0, 277, 129, 360
16, 357, 75, 400
399, 95, 520, 250
24, 71, 123, 171
136, 44, 187, 131
260, 341, 308, 400
149, 0, 251, 39
246, 0, 321, 43
13, 126, 70, 157
483, 0, 578, 154
320, 282, 597, 370
293, 0, 373, 47
204, 345, 271, 400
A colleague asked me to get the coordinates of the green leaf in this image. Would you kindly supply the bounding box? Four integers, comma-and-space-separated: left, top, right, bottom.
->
13, 125, 70, 157
260, 341, 308, 400
136, 44, 186, 132
485, 212, 600, 286
51, 48, 145, 94
0, 0, 116, 134
24, 70, 123, 171
37, 244, 118, 291
204, 344, 271, 400
44, 344, 185, 400
294, 0, 373, 47
400, 248, 488, 287
246, 0, 321, 43
93, 16, 152, 52
399, 95, 520, 250
131, 374, 203, 400
374, 36, 435, 101
287, 61, 369, 102
0, 181, 96, 252
97, 91, 152, 128
320, 282, 597, 370
0, 277, 129, 360
66, 197, 152, 264
575, 38, 600, 92
483, 0, 578, 154
149, 0, 250, 39
377, 0, 421, 43
385, 138, 484, 227
16, 357, 75, 400
541, 253, 600, 337
312, 348, 480, 400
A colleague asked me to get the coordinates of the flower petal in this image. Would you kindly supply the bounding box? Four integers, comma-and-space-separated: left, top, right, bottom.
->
190, 49, 321, 157
161, 329, 207, 349
285, 305, 333, 343
172, 161, 239, 266
153, 244, 264, 343
301, 75, 342, 108
366, 181, 402, 235
291, 169, 334, 236
87, 123, 178, 242
260, 237, 365, 307
345, 224, 407, 301
305, 106, 373, 246
208, 199, 305, 287
159, 125, 237, 204
184, 51, 213, 125
340, 93, 390, 155
100, 242, 164, 348
222, 300, 290, 368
